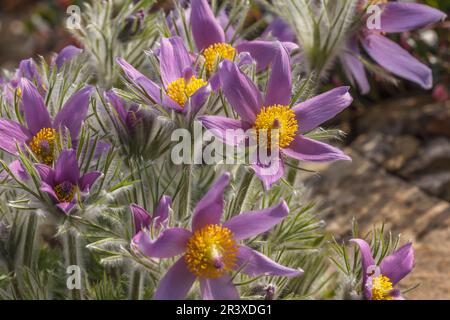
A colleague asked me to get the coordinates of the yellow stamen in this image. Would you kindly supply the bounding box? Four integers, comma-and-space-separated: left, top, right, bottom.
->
185, 224, 238, 279
371, 275, 394, 300
54, 181, 77, 203
29, 127, 57, 165
254, 105, 298, 149
166, 76, 207, 107
203, 43, 236, 73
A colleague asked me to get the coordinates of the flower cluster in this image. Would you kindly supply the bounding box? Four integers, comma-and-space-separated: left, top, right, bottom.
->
0, 0, 444, 301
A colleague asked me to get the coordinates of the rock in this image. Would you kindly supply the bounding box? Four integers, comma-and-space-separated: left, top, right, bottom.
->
303, 149, 450, 299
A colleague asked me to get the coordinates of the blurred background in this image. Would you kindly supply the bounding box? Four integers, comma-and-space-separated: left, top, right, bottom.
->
0, 0, 449, 299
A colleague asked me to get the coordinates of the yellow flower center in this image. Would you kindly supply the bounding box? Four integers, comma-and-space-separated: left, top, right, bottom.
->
166, 76, 207, 107
254, 105, 298, 149
185, 224, 238, 279
203, 43, 236, 73
54, 181, 77, 203
371, 275, 394, 300
29, 127, 57, 165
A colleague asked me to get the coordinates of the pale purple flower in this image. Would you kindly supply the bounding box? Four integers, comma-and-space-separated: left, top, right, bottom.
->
133, 173, 302, 300
54, 45, 83, 71
341, 1, 447, 93
351, 238, 415, 300
35, 149, 101, 213
198, 43, 352, 189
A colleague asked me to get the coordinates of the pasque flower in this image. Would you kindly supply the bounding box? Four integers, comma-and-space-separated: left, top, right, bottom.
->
341, 1, 447, 93
132, 173, 302, 300
199, 43, 352, 189
351, 238, 415, 300
190, 0, 298, 74
117, 36, 210, 115
0, 78, 93, 165
131, 195, 172, 234
35, 149, 101, 213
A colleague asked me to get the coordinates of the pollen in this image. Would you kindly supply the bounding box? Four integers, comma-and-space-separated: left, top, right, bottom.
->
185, 224, 238, 279
29, 127, 57, 165
254, 105, 298, 149
371, 275, 394, 300
166, 76, 207, 107
54, 181, 77, 203
203, 43, 236, 73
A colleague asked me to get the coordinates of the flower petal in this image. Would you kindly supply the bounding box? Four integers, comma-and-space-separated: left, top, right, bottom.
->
130, 204, 152, 234
0, 119, 31, 154
55, 45, 82, 70
218, 60, 262, 123
198, 115, 248, 146
224, 201, 289, 241
283, 135, 351, 162
20, 78, 51, 135
379, 3, 447, 33
190, 0, 225, 51
380, 242, 414, 285
154, 257, 196, 300
251, 154, 285, 190
160, 36, 193, 87
153, 195, 172, 226
236, 246, 303, 277
54, 149, 80, 185
35, 163, 55, 185
79, 171, 101, 192
200, 275, 239, 300
188, 83, 210, 115
340, 39, 370, 94
262, 17, 296, 43
133, 227, 190, 258
104, 90, 127, 123
265, 42, 292, 106
293, 86, 353, 133
54, 86, 93, 140
362, 34, 432, 89
57, 201, 76, 214
135, 76, 183, 112
40, 181, 58, 201
9, 160, 29, 181
192, 172, 230, 231
350, 238, 376, 295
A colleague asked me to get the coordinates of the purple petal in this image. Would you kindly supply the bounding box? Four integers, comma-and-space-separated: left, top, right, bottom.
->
192, 172, 230, 231
190, 0, 225, 51
55, 45, 83, 70
54, 86, 93, 140
9, 160, 29, 181
262, 17, 296, 43
116, 57, 146, 82
0, 119, 31, 154
379, 3, 447, 33
217, 9, 235, 42
54, 149, 80, 185
362, 34, 432, 89
197, 115, 248, 146
57, 201, 76, 214
160, 36, 193, 87
133, 227, 190, 258
130, 204, 152, 234
40, 181, 58, 202
20, 78, 51, 135
283, 135, 351, 162
105, 91, 127, 123
350, 238, 376, 295
153, 195, 172, 226
224, 201, 289, 240
17, 59, 44, 91
380, 242, 414, 285
265, 42, 292, 106
154, 257, 196, 300
218, 60, 262, 123
79, 171, 101, 192
135, 76, 183, 112
293, 86, 353, 133
340, 39, 370, 94
35, 164, 55, 185
236, 246, 303, 277
251, 154, 285, 190
188, 84, 210, 115
200, 275, 239, 300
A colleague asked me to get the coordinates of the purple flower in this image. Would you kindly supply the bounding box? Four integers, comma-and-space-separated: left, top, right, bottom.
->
0, 78, 93, 165
198, 44, 352, 189
35, 149, 101, 213
132, 173, 302, 300
341, 1, 446, 93
117, 36, 210, 115
54, 45, 83, 71
351, 238, 415, 300
130, 195, 172, 234
190, 0, 298, 74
